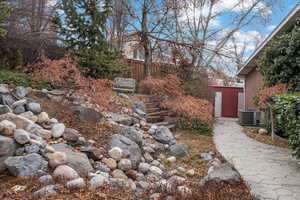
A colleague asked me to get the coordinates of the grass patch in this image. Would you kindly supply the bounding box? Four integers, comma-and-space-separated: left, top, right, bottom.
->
244, 127, 289, 149
160, 130, 224, 182
0, 69, 51, 90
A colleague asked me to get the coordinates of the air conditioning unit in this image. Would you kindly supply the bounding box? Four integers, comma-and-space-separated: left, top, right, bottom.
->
239, 110, 261, 126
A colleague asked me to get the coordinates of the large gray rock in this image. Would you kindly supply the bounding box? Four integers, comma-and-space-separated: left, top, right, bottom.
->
0, 135, 17, 173
111, 134, 142, 169
14, 106, 26, 114
4, 153, 48, 177
0, 113, 36, 131
0, 94, 16, 106
51, 123, 65, 138
12, 86, 28, 99
51, 143, 93, 176
26, 103, 42, 114
14, 129, 30, 144
117, 125, 143, 145
133, 101, 146, 113
0, 105, 11, 115
155, 126, 176, 145
53, 165, 80, 180
107, 113, 133, 126
170, 143, 188, 157
89, 175, 109, 189
33, 185, 58, 199
71, 106, 102, 122
201, 163, 241, 184
0, 84, 10, 94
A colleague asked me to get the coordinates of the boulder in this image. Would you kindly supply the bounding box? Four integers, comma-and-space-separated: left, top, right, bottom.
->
0, 135, 17, 173
51, 143, 93, 176
112, 169, 128, 180
138, 162, 150, 174
97, 164, 111, 173
25, 145, 40, 154
0, 94, 16, 106
117, 125, 143, 145
63, 128, 80, 142
66, 178, 86, 189
102, 158, 117, 170
0, 84, 10, 94
155, 126, 176, 145
71, 106, 102, 122
111, 134, 142, 169
107, 112, 133, 126
51, 123, 65, 138
14, 129, 30, 144
149, 166, 163, 176
0, 113, 35, 131
118, 159, 132, 171
259, 128, 268, 135
33, 185, 58, 200
12, 99, 27, 108
53, 165, 80, 180
170, 143, 188, 157
14, 106, 26, 114
37, 112, 49, 123
38, 175, 54, 185
0, 105, 11, 115
34, 128, 52, 139
26, 103, 42, 114
89, 175, 109, 189
201, 163, 241, 184
49, 152, 68, 168
4, 153, 48, 177
108, 147, 123, 161
12, 86, 28, 99
133, 101, 146, 113
0, 120, 16, 136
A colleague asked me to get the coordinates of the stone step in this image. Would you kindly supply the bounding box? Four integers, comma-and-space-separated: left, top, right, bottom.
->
146, 110, 171, 117
146, 107, 161, 113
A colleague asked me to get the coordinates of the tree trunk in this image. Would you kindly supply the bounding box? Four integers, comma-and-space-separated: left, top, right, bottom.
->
141, 0, 152, 78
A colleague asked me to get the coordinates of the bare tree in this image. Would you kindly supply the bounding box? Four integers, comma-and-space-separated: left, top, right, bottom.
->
163, 0, 282, 72
123, 0, 171, 77
1, 0, 60, 65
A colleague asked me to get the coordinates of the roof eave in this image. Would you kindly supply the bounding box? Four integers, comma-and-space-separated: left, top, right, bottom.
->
237, 3, 300, 77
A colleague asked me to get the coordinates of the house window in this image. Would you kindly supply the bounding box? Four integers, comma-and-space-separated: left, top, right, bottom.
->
133, 49, 138, 59
139, 52, 145, 60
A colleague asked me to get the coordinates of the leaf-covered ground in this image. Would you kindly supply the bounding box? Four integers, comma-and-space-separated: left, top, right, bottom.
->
244, 127, 289, 149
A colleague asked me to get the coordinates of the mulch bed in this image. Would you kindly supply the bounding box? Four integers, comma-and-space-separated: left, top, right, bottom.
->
244, 127, 289, 149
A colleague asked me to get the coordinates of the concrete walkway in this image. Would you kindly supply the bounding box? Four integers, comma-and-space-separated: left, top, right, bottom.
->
213, 118, 300, 200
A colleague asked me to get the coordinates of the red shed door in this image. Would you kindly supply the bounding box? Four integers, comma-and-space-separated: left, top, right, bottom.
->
221, 89, 239, 118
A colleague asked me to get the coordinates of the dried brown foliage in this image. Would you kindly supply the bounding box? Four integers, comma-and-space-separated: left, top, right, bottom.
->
26, 58, 115, 108
162, 95, 213, 125
139, 74, 185, 97
257, 84, 288, 106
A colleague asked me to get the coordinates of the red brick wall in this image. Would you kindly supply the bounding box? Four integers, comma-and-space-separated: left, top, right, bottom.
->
245, 68, 264, 110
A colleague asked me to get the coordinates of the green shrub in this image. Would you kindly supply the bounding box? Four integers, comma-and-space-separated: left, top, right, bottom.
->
257, 23, 300, 91
273, 93, 300, 157
0, 70, 51, 90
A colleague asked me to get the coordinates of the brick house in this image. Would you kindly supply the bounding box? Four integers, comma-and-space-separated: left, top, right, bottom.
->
237, 3, 300, 110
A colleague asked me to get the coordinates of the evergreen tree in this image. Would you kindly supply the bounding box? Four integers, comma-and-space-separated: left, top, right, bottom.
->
53, 0, 122, 78
0, 0, 10, 36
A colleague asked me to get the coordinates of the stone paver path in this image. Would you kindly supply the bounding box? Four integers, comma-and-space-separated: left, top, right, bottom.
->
214, 118, 300, 200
